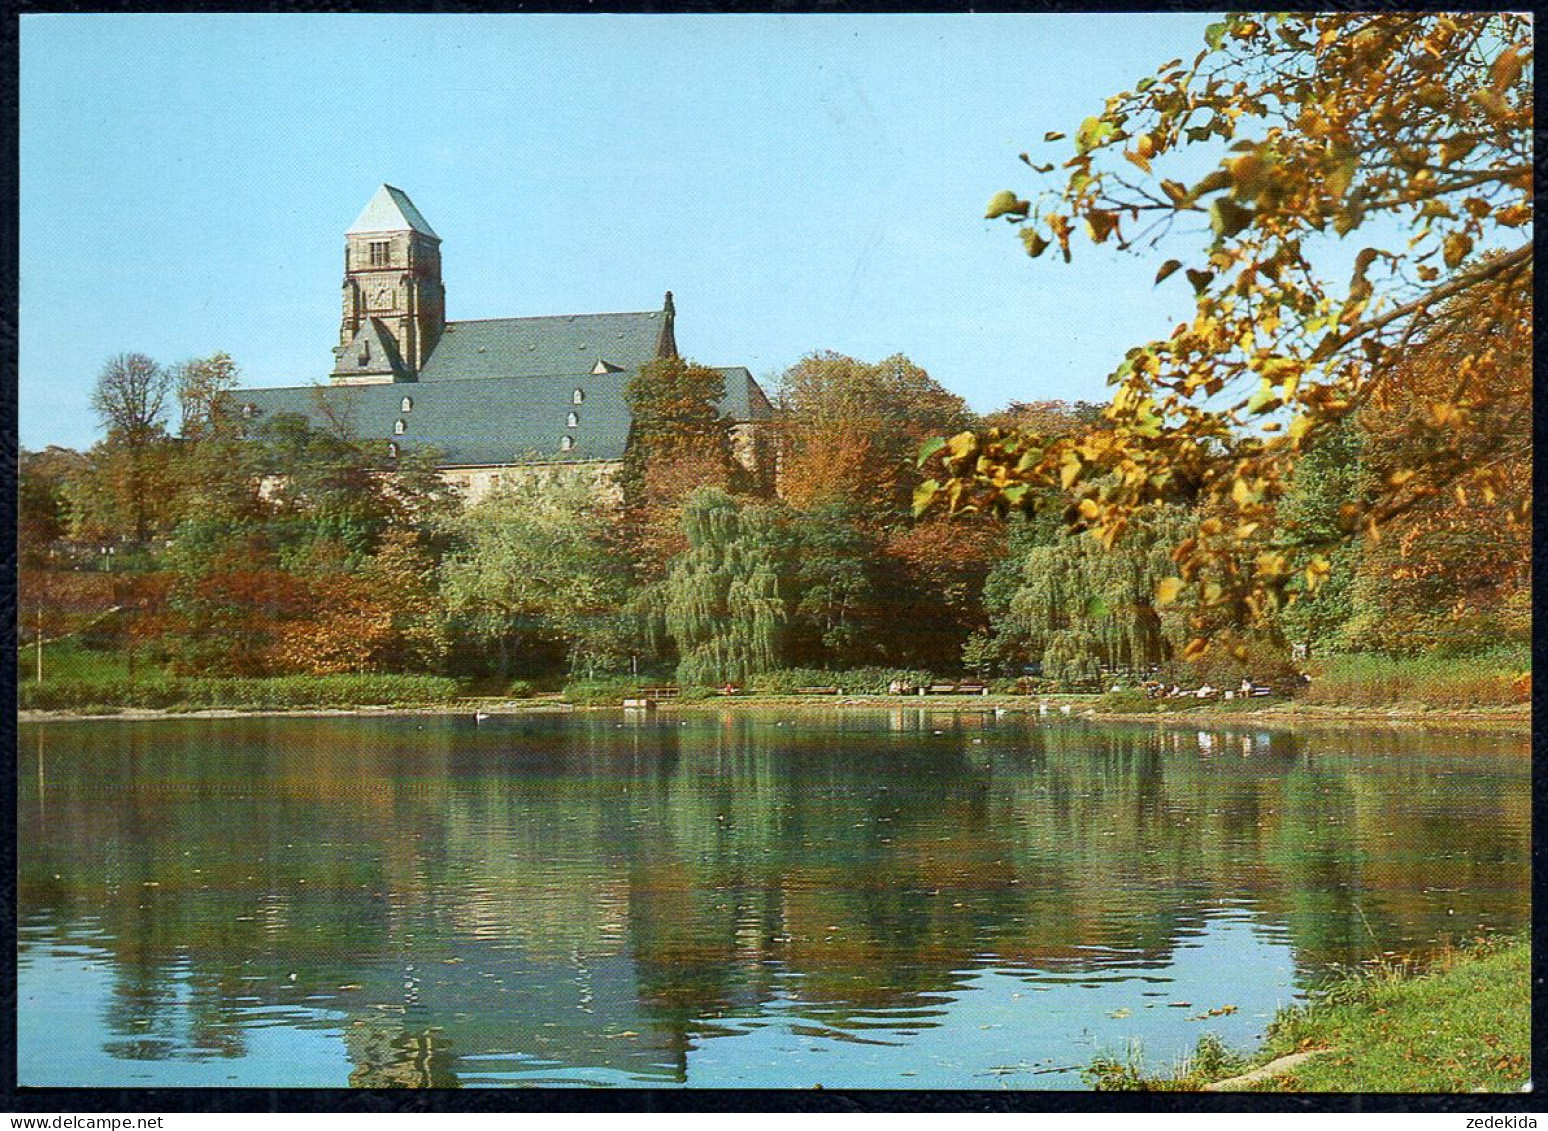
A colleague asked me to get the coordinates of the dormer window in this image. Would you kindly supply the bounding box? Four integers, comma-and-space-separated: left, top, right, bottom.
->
369, 241, 390, 266
567, 411, 579, 427
241, 403, 255, 419
560, 435, 575, 452
394, 419, 407, 435
400, 396, 413, 413
387, 441, 399, 459
572, 388, 585, 405
358, 340, 371, 366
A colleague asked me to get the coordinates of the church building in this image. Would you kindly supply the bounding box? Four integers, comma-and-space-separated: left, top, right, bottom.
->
236, 185, 772, 504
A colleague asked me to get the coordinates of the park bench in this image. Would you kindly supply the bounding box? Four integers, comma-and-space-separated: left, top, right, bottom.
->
795, 686, 842, 695
639, 685, 680, 699
926, 683, 989, 695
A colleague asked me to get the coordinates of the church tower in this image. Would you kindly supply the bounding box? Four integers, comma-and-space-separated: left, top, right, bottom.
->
332, 185, 445, 383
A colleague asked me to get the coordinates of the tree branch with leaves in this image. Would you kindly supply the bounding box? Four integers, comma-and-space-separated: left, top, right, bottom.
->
922, 11, 1531, 655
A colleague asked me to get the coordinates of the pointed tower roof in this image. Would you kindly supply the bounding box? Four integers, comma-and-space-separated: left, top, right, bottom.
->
347, 184, 438, 238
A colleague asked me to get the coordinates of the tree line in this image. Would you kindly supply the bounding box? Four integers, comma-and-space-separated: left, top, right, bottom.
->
20, 330, 1526, 693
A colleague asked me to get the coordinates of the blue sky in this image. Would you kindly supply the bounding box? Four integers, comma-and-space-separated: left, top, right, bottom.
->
21, 12, 1220, 451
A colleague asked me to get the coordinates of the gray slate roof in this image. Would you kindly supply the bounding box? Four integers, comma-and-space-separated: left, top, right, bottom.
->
420, 313, 671, 381
237, 366, 766, 468
347, 185, 438, 237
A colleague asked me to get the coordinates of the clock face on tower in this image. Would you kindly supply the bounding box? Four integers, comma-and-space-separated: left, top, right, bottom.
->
371, 282, 395, 309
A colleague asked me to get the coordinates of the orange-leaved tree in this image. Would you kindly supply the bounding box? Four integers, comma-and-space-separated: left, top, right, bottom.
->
778, 352, 974, 518
621, 355, 736, 577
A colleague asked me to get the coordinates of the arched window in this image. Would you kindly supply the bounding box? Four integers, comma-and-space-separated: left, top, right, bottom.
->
394, 419, 407, 435
560, 435, 575, 452
567, 411, 579, 427
572, 388, 585, 405
387, 441, 399, 459
400, 396, 413, 413
241, 403, 256, 419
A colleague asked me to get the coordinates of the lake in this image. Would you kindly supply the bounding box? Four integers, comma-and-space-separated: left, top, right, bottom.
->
16, 710, 1530, 1089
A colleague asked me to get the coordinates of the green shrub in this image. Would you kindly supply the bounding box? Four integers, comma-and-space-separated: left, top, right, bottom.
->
20, 673, 464, 712
561, 677, 644, 706
1099, 689, 1163, 713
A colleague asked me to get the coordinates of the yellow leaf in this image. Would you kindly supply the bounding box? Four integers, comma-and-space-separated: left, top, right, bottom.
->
1022, 228, 1051, 258
1226, 152, 1265, 197
1470, 89, 1509, 119
1060, 454, 1083, 490
1255, 551, 1286, 577
1491, 46, 1524, 93
911, 479, 941, 516
985, 190, 1030, 220
1439, 135, 1478, 165
1085, 209, 1119, 243
945, 431, 978, 460
1155, 577, 1185, 606
1077, 498, 1101, 520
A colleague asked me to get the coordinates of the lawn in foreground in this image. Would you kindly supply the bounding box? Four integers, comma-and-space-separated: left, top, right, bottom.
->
1090, 936, 1530, 1092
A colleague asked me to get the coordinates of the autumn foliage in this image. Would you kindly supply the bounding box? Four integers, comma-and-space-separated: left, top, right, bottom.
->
930, 12, 1532, 656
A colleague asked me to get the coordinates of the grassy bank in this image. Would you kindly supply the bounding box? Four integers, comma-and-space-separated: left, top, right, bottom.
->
17, 646, 1529, 721
1301, 647, 1529, 709
1088, 935, 1530, 1092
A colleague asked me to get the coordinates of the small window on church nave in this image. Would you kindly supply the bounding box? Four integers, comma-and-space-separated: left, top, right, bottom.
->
401, 396, 413, 413
387, 442, 398, 459
567, 411, 579, 427
573, 388, 585, 405
560, 435, 574, 451
369, 241, 390, 266
394, 419, 407, 435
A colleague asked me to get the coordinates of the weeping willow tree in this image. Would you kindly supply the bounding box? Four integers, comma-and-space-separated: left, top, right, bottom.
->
1000, 505, 1194, 684
641, 489, 788, 686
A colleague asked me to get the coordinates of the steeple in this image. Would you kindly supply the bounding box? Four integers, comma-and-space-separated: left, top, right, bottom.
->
333, 185, 445, 383
658, 291, 678, 358
347, 184, 438, 238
